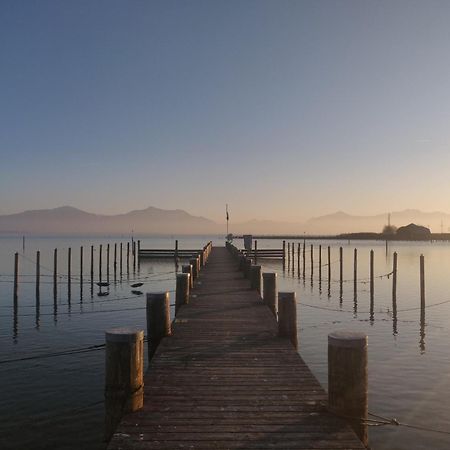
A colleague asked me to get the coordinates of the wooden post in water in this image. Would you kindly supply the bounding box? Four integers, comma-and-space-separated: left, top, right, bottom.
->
175, 240, 178, 259
182, 264, 193, 289
67, 247, 72, 299
107, 244, 110, 282
282, 240, 286, 267
327, 246, 331, 280
297, 243, 301, 277
175, 273, 190, 315
105, 328, 144, 442
132, 241, 136, 272
392, 251, 398, 301
90, 245, 94, 281
420, 254, 425, 308
370, 250, 374, 299
53, 248, 58, 298
254, 240, 258, 263
302, 243, 306, 278
353, 248, 357, 298
13, 252, 19, 302
310, 244, 314, 278
80, 246, 83, 279
263, 273, 277, 317
36, 250, 40, 297
113, 243, 117, 280
250, 265, 262, 294
99, 244, 103, 282
339, 247, 343, 284
328, 331, 368, 447
126, 242, 130, 275
119, 243, 123, 277
318, 245, 322, 282
287, 242, 290, 267
278, 292, 298, 350
146, 292, 171, 360
291, 242, 294, 270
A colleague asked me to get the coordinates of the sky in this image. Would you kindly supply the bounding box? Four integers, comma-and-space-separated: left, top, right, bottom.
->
1, 0, 450, 222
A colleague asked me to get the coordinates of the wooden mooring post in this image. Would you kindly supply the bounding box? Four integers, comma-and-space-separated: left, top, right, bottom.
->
278, 292, 298, 350
107, 244, 110, 281
370, 249, 374, 299
13, 252, 19, 302
392, 251, 398, 300
250, 265, 262, 293
90, 245, 94, 282
263, 272, 277, 317
328, 331, 368, 446
126, 242, 130, 275
80, 246, 83, 280
175, 273, 190, 315
113, 243, 117, 280
310, 244, 314, 278
327, 246, 331, 280
120, 243, 123, 278
254, 240, 258, 262
67, 247, 72, 298
36, 250, 40, 297
105, 328, 144, 442
53, 248, 58, 299
287, 242, 290, 267
146, 292, 171, 360
318, 245, 322, 281
297, 243, 300, 277
182, 264, 194, 289
282, 240, 286, 267
339, 247, 343, 284
420, 254, 425, 308
302, 243, 306, 278
189, 258, 198, 282
99, 244, 103, 282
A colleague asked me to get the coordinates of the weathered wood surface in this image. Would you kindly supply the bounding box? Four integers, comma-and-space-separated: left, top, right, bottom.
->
108, 247, 365, 450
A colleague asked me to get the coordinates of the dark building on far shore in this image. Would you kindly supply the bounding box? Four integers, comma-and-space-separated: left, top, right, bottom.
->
396, 223, 431, 240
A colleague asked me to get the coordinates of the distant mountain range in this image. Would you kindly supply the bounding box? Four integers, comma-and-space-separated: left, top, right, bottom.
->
0, 206, 448, 235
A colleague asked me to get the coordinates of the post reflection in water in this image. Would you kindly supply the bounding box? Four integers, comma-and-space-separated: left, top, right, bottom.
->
35, 289, 40, 330
13, 299, 18, 343
420, 306, 426, 353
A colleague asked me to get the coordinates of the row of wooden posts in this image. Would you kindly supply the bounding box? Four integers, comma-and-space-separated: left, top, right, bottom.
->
227, 241, 369, 446
13, 240, 143, 302
104, 241, 212, 441
280, 240, 428, 308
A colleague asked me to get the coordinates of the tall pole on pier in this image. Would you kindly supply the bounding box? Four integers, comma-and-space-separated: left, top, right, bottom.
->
226, 204, 229, 237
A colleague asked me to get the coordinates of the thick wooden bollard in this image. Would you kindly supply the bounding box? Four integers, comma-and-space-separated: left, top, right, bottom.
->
199, 251, 204, 267
250, 265, 262, 293
146, 292, 171, 360
175, 273, 190, 315
278, 292, 298, 350
105, 328, 144, 442
36, 250, 40, 296
244, 257, 252, 279
189, 258, 198, 281
196, 256, 201, 275
182, 264, 193, 288
263, 273, 277, 316
13, 252, 19, 302
328, 331, 368, 446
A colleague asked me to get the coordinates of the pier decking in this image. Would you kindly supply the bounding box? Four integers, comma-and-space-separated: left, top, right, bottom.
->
108, 246, 365, 449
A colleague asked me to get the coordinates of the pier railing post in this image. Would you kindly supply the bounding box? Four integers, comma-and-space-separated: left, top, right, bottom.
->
175, 273, 190, 315
105, 328, 144, 442
263, 273, 277, 316
328, 331, 368, 447
182, 264, 194, 288
146, 292, 171, 360
278, 292, 298, 350
250, 265, 262, 294
189, 258, 198, 282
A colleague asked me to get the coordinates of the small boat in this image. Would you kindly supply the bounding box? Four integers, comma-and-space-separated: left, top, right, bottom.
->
97, 282, 110, 287
131, 290, 143, 296
97, 291, 109, 297
131, 282, 143, 288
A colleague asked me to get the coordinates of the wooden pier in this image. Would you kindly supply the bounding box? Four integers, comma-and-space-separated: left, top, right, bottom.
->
107, 246, 365, 450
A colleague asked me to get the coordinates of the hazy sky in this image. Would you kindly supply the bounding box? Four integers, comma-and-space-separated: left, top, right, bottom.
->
2, 0, 450, 222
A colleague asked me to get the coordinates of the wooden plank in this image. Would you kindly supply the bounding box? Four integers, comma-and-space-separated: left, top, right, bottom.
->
108, 247, 365, 450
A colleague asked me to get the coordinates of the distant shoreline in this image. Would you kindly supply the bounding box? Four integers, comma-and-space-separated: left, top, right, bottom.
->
234, 232, 450, 242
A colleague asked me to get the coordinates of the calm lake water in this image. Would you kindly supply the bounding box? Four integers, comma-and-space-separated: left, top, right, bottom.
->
1, 235, 449, 449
